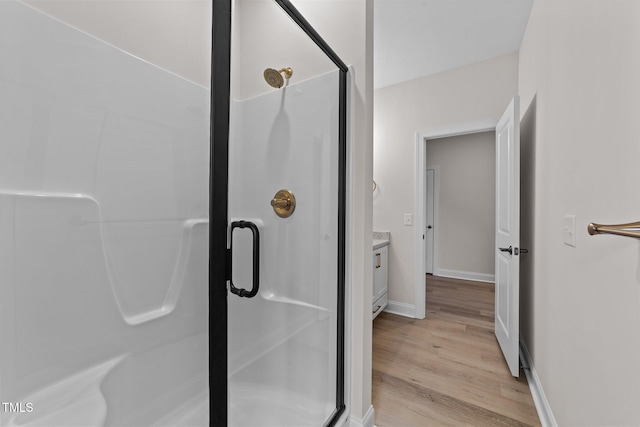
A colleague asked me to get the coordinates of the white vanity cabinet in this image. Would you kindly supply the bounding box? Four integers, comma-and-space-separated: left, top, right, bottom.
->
372, 245, 388, 319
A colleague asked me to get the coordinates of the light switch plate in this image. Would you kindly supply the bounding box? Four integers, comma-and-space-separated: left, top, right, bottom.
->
404, 213, 413, 226
564, 215, 576, 247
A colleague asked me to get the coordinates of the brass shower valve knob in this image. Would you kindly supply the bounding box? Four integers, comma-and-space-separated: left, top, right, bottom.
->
271, 197, 290, 209
270, 189, 296, 218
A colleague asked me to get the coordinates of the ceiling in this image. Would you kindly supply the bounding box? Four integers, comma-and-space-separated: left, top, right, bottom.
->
374, 0, 534, 89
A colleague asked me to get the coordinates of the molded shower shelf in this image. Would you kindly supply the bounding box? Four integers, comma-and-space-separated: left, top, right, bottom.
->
3, 190, 208, 326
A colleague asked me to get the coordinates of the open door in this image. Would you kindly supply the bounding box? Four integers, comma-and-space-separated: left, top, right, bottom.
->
495, 96, 520, 377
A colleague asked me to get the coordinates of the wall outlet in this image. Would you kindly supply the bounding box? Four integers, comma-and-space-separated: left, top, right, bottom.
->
564, 215, 576, 247
404, 213, 413, 226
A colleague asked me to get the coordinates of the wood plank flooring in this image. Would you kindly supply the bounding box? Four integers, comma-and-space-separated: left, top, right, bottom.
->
372, 275, 541, 426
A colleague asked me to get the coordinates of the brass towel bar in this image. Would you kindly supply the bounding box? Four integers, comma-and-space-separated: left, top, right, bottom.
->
587, 221, 640, 239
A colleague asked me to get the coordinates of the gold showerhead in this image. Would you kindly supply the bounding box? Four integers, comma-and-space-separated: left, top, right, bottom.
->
263, 67, 293, 89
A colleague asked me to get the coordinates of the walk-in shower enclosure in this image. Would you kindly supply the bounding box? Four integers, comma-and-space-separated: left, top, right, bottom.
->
0, 0, 347, 426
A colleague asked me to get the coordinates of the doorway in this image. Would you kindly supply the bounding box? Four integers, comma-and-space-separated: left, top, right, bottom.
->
414, 119, 498, 318
426, 131, 496, 281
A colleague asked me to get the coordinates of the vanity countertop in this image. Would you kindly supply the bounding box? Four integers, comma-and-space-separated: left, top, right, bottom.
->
373, 239, 389, 250
373, 231, 390, 250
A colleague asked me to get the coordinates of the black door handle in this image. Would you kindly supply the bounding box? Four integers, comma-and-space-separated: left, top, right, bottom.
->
427, 225, 433, 229
229, 220, 260, 298
498, 246, 513, 255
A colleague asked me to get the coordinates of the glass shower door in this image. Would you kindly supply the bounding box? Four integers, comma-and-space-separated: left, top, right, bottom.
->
222, 1, 348, 425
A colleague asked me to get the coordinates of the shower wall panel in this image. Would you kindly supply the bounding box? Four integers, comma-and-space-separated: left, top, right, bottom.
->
0, 2, 210, 426
228, 70, 340, 426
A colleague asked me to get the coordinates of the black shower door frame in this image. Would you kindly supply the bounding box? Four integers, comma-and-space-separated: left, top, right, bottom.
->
210, 1, 348, 425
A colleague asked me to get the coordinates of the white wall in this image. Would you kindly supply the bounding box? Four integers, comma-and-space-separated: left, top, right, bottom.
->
519, 1, 640, 425
23, 0, 211, 87
374, 53, 518, 306
231, 0, 338, 101
427, 131, 495, 279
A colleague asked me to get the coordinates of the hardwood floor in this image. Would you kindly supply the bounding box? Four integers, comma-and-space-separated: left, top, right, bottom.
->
372, 275, 541, 426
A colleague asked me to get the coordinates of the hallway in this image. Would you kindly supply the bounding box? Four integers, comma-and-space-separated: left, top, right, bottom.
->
372, 275, 541, 426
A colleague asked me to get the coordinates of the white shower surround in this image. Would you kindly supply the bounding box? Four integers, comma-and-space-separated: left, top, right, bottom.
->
0, 1, 345, 426
0, 2, 210, 426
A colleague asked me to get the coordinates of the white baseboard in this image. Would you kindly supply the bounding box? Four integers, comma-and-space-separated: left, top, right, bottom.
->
519, 334, 558, 427
384, 300, 415, 318
350, 405, 375, 427
435, 268, 495, 283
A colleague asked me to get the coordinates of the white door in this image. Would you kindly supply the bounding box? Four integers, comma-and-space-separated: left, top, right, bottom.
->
425, 168, 435, 274
495, 96, 520, 377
